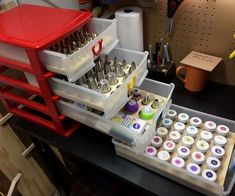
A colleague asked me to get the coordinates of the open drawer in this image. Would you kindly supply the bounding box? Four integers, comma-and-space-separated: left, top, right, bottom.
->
113, 104, 235, 196
0, 18, 118, 82
56, 78, 175, 153
50, 48, 148, 117
40, 18, 118, 82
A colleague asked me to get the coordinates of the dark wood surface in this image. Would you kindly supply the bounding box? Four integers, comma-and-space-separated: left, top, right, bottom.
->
9, 78, 235, 196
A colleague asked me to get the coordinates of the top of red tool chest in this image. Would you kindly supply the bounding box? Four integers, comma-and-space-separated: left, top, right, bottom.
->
0, 4, 92, 50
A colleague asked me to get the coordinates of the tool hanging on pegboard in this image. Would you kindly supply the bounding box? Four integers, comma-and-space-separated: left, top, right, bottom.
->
147, 38, 176, 83
167, 0, 184, 36
229, 34, 235, 59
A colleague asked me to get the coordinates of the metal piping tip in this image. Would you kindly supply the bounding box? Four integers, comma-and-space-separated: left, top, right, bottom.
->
76, 76, 86, 85
131, 62, 137, 70
87, 77, 98, 90
122, 60, 129, 69
100, 79, 111, 93
107, 72, 118, 85
80, 83, 89, 89
122, 73, 129, 82
115, 64, 124, 77
104, 63, 113, 75
141, 96, 150, 105
113, 56, 118, 69
151, 99, 159, 109
96, 71, 105, 82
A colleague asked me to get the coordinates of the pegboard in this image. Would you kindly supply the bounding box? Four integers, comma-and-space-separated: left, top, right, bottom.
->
110, 0, 235, 86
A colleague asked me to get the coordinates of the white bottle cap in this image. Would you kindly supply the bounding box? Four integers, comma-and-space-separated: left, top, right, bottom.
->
162, 118, 173, 128
190, 117, 202, 127
202, 169, 217, 182
206, 157, 221, 171
196, 140, 209, 153
187, 163, 201, 175
157, 150, 170, 161
211, 146, 225, 159
178, 113, 189, 123
145, 146, 157, 156
166, 109, 177, 120
156, 127, 168, 138
169, 131, 181, 143
204, 121, 216, 132
163, 140, 176, 152
173, 122, 185, 133
151, 136, 163, 148
186, 126, 198, 138
172, 157, 185, 168
191, 151, 205, 165
200, 131, 213, 142
214, 135, 227, 147
216, 125, 230, 136
177, 146, 190, 159
182, 135, 194, 148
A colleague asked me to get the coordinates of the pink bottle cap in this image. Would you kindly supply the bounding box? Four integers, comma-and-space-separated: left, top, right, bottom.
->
151, 136, 163, 148
172, 157, 185, 168
192, 151, 205, 165
145, 146, 157, 156
216, 125, 230, 136
163, 140, 176, 152
204, 121, 216, 132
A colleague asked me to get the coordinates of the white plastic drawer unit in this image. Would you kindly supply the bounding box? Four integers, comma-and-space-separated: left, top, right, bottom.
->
50, 48, 149, 117
56, 79, 175, 152
0, 18, 118, 82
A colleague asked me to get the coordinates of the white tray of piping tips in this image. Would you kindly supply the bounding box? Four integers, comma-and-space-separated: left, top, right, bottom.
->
112, 104, 235, 196
51, 47, 148, 117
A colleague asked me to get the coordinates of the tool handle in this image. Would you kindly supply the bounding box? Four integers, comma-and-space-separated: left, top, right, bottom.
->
167, 0, 184, 18
229, 50, 235, 59
176, 65, 187, 83
92, 39, 103, 56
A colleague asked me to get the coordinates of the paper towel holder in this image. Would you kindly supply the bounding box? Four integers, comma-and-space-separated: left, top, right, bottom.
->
124, 9, 133, 13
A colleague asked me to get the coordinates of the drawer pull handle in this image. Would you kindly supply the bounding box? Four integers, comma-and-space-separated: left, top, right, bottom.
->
92, 39, 103, 56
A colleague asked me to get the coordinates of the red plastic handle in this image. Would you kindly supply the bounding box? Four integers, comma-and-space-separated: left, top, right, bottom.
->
92, 39, 103, 56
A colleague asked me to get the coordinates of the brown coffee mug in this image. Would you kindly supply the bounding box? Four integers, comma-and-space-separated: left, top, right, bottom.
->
176, 65, 208, 92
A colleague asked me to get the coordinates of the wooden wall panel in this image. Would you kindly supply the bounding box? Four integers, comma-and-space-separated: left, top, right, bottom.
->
111, 0, 235, 85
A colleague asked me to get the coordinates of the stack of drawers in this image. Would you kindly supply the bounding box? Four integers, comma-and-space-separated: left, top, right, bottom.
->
0, 4, 174, 148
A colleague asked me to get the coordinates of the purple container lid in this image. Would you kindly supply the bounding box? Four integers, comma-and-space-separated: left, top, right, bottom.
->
125, 99, 139, 113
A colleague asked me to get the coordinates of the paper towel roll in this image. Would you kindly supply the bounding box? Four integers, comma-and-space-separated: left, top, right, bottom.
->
115, 7, 143, 51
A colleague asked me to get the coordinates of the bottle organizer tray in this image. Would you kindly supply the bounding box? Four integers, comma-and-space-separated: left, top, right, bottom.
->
112, 104, 235, 196
0, 18, 118, 82
50, 48, 149, 117
56, 78, 175, 153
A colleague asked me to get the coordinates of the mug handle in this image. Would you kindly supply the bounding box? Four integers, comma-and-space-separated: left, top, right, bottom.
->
176, 65, 187, 83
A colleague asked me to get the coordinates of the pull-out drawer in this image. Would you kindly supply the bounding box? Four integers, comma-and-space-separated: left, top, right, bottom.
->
56, 79, 175, 153
113, 104, 235, 196
0, 18, 118, 82
50, 48, 148, 117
